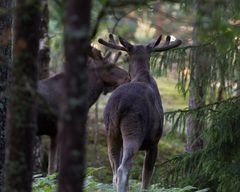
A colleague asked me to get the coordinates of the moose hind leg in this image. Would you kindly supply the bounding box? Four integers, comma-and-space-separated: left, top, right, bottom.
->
107, 136, 122, 188
117, 140, 140, 192
141, 145, 158, 189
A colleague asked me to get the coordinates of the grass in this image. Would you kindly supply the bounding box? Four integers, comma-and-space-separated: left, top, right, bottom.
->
156, 77, 187, 111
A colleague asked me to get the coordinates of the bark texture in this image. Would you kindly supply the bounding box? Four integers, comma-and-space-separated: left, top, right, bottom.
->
4, 0, 40, 192
58, 1, 91, 192
0, 0, 12, 190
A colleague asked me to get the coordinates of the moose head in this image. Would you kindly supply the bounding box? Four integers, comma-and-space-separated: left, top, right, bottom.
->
99, 34, 181, 81
88, 46, 130, 95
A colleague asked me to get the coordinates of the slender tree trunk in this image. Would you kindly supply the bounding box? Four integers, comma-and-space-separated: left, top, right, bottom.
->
235, 37, 239, 97
4, 0, 40, 191
38, 0, 50, 80
186, 2, 207, 153
186, 49, 205, 152
58, 1, 91, 192
0, 1, 12, 190
93, 102, 99, 165
33, 0, 50, 173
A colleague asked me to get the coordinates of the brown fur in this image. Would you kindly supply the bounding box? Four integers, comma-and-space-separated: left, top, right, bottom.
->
36, 48, 130, 174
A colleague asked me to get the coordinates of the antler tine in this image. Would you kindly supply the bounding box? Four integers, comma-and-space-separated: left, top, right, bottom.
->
163, 36, 171, 46
153, 36, 182, 52
112, 52, 122, 64
109, 34, 116, 44
104, 51, 112, 60
98, 34, 127, 52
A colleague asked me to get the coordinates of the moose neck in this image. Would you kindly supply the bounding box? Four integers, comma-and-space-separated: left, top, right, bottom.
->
129, 55, 151, 82
87, 70, 104, 108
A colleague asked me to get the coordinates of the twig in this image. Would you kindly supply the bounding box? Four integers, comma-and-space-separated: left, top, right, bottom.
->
111, 8, 137, 34
165, 95, 240, 116
91, 1, 109, 40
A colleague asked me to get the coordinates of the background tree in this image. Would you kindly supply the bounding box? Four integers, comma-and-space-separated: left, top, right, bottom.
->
38, 0, 50, 79
186, 1, 206, 152
0, 0, 12, 190
4, 0, 40, 191
156, 0, 240, 190
58, 1, 91, 192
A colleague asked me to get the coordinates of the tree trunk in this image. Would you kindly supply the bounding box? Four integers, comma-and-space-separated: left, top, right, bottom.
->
186, 49, 205, 152
0, 0, 12, 190
38, 0, 50, 79
33, 0, 50, 173
4, 0, 40, 191
58, 1, 91, 192
186, 2, 207, 153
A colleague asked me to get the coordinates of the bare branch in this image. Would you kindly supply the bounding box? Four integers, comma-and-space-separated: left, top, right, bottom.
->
91, 1, 109, 40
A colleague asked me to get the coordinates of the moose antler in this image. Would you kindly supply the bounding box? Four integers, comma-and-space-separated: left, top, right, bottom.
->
98, 34, 127, 51
152, 35, 182, 52
112, 52, 122, 64
99, 34, 182, 53
102, 51, 122, 66
103, 51, 112, 61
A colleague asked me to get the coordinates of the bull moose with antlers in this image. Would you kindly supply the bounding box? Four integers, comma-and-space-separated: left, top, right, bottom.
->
98, 34, 182, 192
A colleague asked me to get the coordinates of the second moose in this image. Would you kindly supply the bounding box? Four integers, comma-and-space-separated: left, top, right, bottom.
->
99, 34, 181, 192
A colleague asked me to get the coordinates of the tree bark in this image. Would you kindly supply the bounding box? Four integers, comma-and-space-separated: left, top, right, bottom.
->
0, 0, 12, 190
4, 0, 40, 191
58, 1, 91, 192
186, 2, 207, 153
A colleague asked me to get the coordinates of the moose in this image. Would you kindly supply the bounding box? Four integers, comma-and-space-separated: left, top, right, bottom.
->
98, 34, 181, 191
37, 47, 130, 174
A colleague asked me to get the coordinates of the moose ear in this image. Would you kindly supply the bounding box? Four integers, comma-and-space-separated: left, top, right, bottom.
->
89, 47, 103, 60
118, 36, 133, 51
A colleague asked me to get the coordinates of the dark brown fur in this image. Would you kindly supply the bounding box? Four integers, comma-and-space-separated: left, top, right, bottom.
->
36, 48, 130, 174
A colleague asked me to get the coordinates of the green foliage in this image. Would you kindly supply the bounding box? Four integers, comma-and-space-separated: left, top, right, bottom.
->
33, 174, 57, 192
32, 171, 208, 192
159, 96, 240, 192
151, 39, 239, 99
